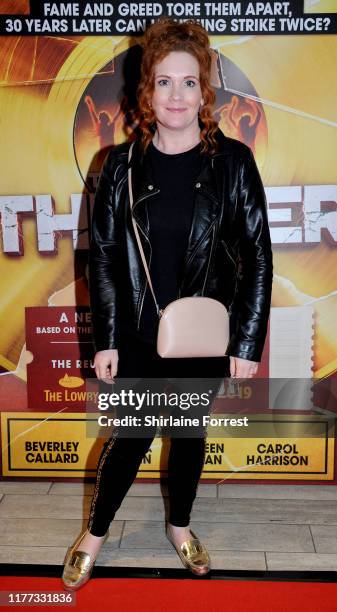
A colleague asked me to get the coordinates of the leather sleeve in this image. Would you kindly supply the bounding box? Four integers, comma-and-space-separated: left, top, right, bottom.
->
89, 150, 121, 352
226, 148, 273, 362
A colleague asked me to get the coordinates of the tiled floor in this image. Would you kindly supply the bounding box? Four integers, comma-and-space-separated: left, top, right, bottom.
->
1, 482, 337, 571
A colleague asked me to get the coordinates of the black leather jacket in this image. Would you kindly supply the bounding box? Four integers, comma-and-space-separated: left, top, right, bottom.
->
89, 127, 273, 362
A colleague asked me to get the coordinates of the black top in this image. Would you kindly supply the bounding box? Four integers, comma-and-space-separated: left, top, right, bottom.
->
136, 139, 203, 343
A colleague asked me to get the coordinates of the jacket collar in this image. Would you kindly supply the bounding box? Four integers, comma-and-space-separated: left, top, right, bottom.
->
129, 128, 226, 239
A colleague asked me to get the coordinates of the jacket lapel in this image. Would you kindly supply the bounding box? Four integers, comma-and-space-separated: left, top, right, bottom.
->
129, 135, 223, 253
184, 152, 221, 265
129, 139, 159, 238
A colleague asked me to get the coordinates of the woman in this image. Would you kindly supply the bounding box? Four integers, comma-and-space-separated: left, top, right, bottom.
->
62, 18, 273, 589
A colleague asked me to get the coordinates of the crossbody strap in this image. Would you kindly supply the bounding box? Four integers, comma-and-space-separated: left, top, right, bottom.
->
128, 141, 161, 317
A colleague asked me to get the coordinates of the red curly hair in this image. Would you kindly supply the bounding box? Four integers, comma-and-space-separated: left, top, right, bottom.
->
137, 18, 219, 155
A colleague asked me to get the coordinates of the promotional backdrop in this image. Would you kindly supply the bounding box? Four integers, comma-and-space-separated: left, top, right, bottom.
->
0, 0, 336, 482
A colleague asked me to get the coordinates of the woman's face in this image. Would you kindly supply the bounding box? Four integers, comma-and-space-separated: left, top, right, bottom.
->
151, 51, 203, 133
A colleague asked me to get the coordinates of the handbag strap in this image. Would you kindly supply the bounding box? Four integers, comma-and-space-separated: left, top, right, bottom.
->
128, 141, 162, 317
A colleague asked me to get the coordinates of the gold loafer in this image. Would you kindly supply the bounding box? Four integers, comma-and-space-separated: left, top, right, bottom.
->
62, 529, 109, 591
166, 528, 211, 575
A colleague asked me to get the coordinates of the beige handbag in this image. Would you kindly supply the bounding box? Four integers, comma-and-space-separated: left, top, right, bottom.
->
128, 141, 229, 358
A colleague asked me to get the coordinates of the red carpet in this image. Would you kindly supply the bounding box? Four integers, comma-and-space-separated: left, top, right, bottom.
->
1, 576, 337, 611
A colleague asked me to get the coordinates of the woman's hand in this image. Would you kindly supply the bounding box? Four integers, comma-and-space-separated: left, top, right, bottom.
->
229, 355, 259, 378
94, 349, 119, 381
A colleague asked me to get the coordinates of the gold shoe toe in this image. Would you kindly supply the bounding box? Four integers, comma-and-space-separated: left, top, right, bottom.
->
62, 529, 109, 591
62, 551, 93, 590
167, 529, 211, 575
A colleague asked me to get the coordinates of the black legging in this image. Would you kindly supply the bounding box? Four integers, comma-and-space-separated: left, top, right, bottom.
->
87, 333, 230, 536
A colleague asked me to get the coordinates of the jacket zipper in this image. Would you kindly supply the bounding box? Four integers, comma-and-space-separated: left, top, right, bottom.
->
228, 277, 238, 315
221, 239, 239, 314
201, 224, 216, 295
177, 221, 216, 299
130, 188, 159, 329
135, 221, 153, 330
184, 220, 217, 269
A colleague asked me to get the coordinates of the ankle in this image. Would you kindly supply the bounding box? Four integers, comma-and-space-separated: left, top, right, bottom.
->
76, 531, 106, 553
167, 522, 190, 533
85, 532, 106, 541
